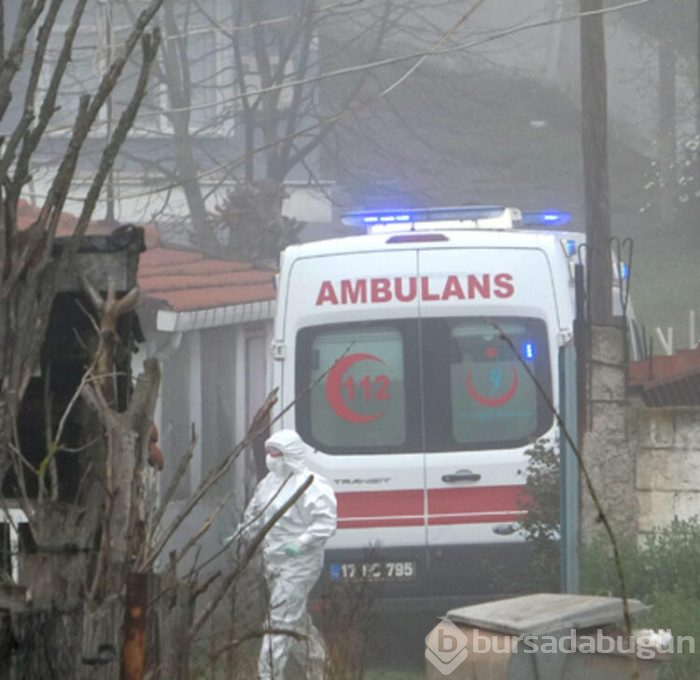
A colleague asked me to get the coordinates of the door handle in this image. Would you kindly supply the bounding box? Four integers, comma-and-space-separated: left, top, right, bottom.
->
493, 524, 518, 536
441, 470, 481, 483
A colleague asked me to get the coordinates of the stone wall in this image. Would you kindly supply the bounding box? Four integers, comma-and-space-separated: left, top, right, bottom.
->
582, 326, 700, 542
582, 326, 639, 541
634, 406, 700, 536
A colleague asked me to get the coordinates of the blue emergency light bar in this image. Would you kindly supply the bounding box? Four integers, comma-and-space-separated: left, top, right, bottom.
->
521, 211, 572, 228
341, 206, 512, 229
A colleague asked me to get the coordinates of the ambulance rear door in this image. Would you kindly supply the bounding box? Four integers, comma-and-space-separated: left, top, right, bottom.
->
416, 246, 559, 591
285, 249, 429, 587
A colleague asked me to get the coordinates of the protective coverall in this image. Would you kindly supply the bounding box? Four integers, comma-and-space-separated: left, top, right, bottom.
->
240, 429, 337, 680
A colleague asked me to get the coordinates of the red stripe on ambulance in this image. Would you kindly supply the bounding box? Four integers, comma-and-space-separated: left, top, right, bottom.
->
336, 485, 527, 528
427, 485, 528, 515
336, 489, 423, 518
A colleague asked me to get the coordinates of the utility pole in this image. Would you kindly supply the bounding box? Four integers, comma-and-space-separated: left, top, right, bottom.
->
563, 0, 613, 593
580, 0, 612, 325
658, 36, 677, 232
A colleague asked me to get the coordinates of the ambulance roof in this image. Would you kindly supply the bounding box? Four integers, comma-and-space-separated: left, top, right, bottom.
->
285, 228, 584, 261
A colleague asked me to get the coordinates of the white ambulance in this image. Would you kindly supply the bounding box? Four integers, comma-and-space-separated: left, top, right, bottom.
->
271, 206, 629, 601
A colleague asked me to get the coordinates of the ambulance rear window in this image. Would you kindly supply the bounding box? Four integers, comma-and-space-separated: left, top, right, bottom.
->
296, 324, 417, 453
296, 317, 551, 454
445, 320, 545, 447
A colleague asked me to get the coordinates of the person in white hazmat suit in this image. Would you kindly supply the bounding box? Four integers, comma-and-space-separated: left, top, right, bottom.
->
240, 429, 337, 680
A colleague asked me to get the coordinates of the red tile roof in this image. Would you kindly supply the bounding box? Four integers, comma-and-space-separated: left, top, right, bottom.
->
18, 200, 276, 315
138, 234, 275, 313
629, 347, 700, 406
17, 199, 110, 237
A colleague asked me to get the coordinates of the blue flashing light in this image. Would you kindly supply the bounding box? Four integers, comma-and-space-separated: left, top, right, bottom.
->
521, 210, 572, 228
521, 341, 536, 361
564, 239, 577, 257
342, 205, 508, 229
620, 262, 629, 280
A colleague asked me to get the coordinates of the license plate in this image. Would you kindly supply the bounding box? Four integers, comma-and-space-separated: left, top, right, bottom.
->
329, 560, 416, 582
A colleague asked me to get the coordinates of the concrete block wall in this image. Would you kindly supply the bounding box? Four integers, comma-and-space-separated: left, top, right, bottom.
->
635, 407, 700, 535
582, 327, 639, 541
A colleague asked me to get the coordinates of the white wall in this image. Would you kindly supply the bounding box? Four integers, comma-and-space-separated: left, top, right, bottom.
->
141, 319, 273, 577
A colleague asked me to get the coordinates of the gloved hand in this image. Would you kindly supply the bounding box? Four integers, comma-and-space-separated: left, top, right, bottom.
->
283, 541, 304, 557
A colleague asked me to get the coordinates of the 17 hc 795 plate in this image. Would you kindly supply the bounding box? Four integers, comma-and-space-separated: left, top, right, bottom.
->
329, 560, 416, 582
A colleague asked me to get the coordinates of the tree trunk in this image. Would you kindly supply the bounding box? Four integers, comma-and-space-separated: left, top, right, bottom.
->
150, 572, 193, 680
80, 596, 122, 680
77, 359, 160, 678
21, 502, 101, 608
84, 359, 160, 601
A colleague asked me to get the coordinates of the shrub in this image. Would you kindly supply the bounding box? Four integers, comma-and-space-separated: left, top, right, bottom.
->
517, 438, 561, 592
582, 517, 700, 680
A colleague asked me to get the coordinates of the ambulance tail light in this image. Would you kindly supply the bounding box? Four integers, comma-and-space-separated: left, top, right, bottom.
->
342, 206, 522, 233
561, 238, 577, 257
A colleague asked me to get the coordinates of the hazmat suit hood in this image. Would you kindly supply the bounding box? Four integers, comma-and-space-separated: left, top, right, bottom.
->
265, 429, 309, 473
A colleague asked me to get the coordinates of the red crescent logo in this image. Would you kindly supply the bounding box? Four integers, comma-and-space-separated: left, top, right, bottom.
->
325, 353, 387, 423
466, 367, 519, 407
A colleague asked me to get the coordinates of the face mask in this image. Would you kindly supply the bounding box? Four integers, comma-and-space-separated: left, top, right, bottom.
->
266, 454, 286, 475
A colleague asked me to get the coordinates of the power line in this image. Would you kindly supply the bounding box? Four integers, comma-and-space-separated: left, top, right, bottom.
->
99, 0, 654, 204
29, 0, 652, 204
115, 0, 652, 120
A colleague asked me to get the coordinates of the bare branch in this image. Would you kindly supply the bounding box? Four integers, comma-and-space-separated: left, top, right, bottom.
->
0, 1, 46, 121
65, 29, 162, 249
5, 0, 79, 195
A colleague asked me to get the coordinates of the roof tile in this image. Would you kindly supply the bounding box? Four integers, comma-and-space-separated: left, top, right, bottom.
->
17, 200, 277, 316
138, 247, 276, 313
148, 283, 274, 311
141, 270, 274, 294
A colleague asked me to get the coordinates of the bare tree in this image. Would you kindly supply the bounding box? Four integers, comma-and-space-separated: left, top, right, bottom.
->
114, 0, 455, 252
0, 0, 164, 675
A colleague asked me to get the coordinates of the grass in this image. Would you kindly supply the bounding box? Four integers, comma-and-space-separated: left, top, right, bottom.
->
582, 517, 700, 680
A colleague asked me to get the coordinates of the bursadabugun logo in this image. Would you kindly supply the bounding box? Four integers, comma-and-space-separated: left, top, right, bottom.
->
425, 619, 469, 675
425, 619, 694, 675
